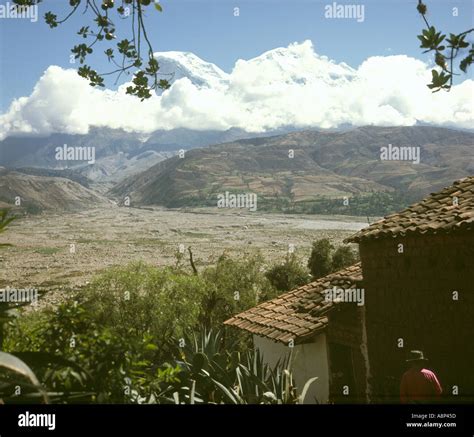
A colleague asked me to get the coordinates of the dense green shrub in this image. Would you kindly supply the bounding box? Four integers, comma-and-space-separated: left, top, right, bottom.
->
80, 263, 208, 359
265, 253, 310, 292
332, 245, 359, 271
200, 253, 276, 330
307, 239, 334, 279
308, 239, 359, 279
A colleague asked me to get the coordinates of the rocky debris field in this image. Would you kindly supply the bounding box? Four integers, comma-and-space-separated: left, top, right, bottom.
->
0, 206, 367, 293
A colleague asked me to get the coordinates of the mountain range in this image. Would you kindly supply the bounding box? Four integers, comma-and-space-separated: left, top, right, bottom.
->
0, 125, 473, 212
0, 127, 291, 190
110, 126, 474, 208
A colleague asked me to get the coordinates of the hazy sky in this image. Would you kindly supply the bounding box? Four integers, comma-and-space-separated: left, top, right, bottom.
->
1, 0, 472, 107
0, 0, 472, 135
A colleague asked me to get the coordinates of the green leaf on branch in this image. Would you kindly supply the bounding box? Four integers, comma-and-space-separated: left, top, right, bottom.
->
428, 69, 451, 92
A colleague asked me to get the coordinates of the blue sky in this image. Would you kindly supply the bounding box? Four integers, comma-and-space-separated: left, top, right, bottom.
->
0, 0, 472, 112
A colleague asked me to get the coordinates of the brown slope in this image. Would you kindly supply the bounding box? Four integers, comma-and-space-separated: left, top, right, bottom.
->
109, 126, 474, 207
0, 168, 111, 212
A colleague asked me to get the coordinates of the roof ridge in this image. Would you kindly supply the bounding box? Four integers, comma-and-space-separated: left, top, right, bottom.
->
224, 263, 363, 343
345, 176, 474, 243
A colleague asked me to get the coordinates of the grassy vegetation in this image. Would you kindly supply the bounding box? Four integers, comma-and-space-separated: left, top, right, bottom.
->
180, 232, 212, 238
158, 190, 417, 217
34, 247, 61, 255
75, 238, 116, 245
259, 191, 418, 216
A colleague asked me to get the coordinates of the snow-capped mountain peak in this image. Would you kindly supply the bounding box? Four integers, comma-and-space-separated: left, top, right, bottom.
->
234, 40, 356, 85
153, 50, 229, 90
154, 42, 357, 95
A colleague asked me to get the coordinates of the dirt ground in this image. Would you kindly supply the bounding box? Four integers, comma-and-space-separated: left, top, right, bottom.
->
0, 206, 368, 291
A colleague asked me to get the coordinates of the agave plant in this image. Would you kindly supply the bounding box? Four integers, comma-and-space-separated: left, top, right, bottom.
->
166, 328, 237, 403
157, 328, 318, 405
213, 349, 317, 404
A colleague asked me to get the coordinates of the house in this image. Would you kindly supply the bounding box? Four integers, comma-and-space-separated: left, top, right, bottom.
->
225, 263, 369, 404
225, 176, 474, 403
344, 175, 474, 403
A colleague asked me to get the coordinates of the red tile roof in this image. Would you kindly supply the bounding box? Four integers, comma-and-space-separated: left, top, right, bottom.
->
224, 263, 363, 344
345, 176, 474, 243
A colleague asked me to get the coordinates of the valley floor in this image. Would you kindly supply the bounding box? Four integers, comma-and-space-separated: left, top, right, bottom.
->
0, 206, 368, 293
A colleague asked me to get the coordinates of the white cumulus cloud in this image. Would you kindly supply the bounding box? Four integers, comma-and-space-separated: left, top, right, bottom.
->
0, 40, 473, 140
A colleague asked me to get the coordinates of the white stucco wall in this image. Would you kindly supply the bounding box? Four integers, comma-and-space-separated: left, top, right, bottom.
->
253, 334, 329, 404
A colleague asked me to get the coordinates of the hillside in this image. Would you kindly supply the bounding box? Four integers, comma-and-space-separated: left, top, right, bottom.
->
109, 126, 474, 209
0, 127, 291, 185
0, 168, 111, 212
